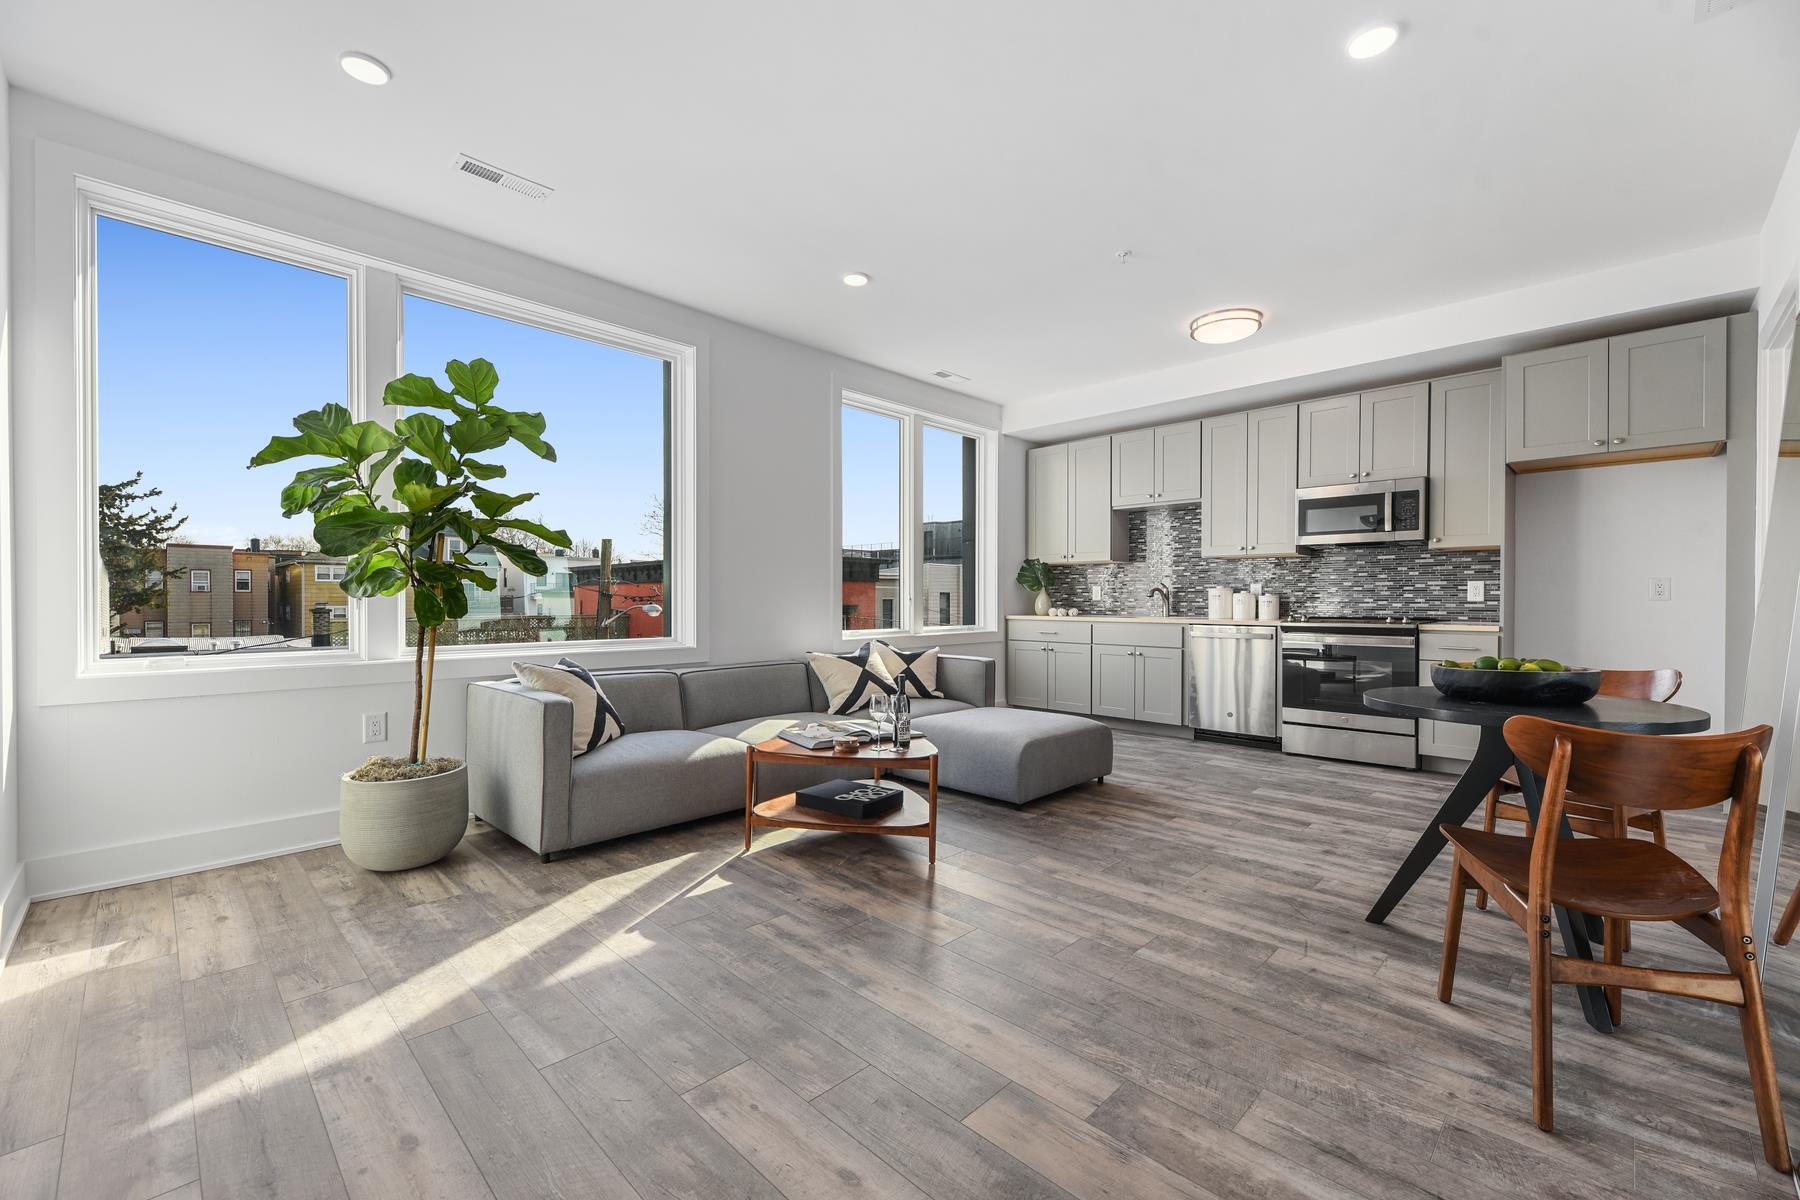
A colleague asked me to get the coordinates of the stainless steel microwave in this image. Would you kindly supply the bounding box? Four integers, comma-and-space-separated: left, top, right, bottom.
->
1295, 477, 1426, 546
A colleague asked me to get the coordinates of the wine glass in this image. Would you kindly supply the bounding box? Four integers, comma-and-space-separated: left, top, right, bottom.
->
868, 694, 890, 753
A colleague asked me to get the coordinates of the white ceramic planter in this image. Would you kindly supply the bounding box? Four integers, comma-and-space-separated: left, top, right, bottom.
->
339, 764, 468, 871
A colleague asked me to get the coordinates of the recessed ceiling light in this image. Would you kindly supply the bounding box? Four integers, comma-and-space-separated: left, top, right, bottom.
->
1346, 24, 1400, 59
339, 51, 392, 86
1189, 308, 1264, 345
842, 272, 871, 287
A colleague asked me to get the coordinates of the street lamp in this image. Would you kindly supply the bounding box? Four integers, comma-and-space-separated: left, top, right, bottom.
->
603, 602, 663, 633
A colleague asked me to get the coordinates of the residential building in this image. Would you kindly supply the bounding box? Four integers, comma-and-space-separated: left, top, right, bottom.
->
271, 554, 351, 640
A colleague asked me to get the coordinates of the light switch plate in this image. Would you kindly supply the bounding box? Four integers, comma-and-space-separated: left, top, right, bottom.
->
1465, 581, 1484, 603
1091, 583, 1103, 603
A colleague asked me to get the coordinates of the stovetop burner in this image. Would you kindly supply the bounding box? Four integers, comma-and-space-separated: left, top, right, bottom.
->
1283, 613, 1421, 626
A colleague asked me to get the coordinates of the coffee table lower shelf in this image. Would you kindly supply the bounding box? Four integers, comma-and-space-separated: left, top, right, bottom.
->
743, 736, 939, 863
750, 786, 932, 837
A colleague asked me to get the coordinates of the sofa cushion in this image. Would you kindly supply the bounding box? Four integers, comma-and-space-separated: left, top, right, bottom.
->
806, 643, 896, 714
582, 669, 686, 732
698, 712, 834, 746
874, 641, 943, 698
900, 698, 972, 719
511, 659, 623, 755
568, 730, 747, 846
907, 706, 1111, 806
679, 663, 814, 730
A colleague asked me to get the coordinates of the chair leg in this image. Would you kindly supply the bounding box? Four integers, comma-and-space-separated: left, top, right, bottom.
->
1529, 916, 1555, 1132
1476, 788, 1497, 910
1603, 917, 1625, 1027
1439, 857, 1470, 1003
1735, 954, 1793, 1172
1775, 878, 1800, 947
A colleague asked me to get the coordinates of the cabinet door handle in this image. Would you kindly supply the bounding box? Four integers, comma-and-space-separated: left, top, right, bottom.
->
1431, 536, 1442, 545
1611, 438, 1625, 445
1348, 473, 1357, 479
1592, 440, 1604, 447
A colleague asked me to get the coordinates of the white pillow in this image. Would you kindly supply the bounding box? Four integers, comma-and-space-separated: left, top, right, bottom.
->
806, 642, 896, 715
512, 658, 624, 756
874, 641, 943, 699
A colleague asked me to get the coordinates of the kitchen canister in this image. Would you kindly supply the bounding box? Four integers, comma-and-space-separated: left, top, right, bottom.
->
1207, 586, 1233, 617
1231, 590, 1255, 620
1257, 593, 1280, 621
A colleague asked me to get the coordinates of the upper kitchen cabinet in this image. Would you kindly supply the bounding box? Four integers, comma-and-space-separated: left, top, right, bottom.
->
1297, 386, 1428, 487
1606, 318, 1727, 453
1246, 403, 1299, 555
1505, 317, 1727, 468
1029, 436, 1127, 564
1428, 369, 1503, 550
1200, 412, 1248, 557
1360, 383, 1430, 481
1296, 393, 1362, 487
1111, 420, 1202, 508
1202, 404, 1298, 558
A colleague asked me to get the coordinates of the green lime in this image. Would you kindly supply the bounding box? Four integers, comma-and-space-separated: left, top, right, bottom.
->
1532, 658, 1564, 673
1473, 656, 1499, 671
1518, 662, 1542, 672
1497, 658, 1522, 672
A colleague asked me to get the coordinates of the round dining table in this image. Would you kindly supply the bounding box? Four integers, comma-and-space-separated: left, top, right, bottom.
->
1359, 684, 1712, 1033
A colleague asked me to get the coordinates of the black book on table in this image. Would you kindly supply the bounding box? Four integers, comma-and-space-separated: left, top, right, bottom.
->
794, 778, 904, 819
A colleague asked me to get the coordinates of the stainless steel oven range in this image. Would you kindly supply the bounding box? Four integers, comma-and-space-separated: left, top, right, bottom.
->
1278, 619, 1418, 769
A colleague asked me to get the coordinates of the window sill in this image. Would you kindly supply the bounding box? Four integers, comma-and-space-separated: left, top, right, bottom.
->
837, 628, 1001, 651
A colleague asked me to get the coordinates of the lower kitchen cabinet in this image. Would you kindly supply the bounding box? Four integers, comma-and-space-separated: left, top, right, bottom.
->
1047, 644, 1093, 713
1135, 646, 1184, 724
1418, 629, 1501, 762
1007, 642, 1050, 709
1091, 628, 1184, 725
1007, 637, 1094, 713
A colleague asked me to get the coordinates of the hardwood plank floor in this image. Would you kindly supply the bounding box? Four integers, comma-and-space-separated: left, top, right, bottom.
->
5, 730, 1800, 1198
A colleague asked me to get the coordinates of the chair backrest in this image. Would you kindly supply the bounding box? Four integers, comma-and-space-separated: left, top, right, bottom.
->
1504, 716, 1768, 814
1597, 668, 1682, 703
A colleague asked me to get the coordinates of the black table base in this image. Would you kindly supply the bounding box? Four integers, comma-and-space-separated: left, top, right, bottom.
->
1363, 722, 1616, 1034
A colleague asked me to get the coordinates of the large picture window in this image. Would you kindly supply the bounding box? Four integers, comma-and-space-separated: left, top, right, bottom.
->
93, 214, 350, 656
400, 293, 672, 647
840, 393, 986, 637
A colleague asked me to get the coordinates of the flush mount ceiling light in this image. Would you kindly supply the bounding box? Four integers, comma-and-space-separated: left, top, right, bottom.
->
1346, 24, 1400, 59
842, 272, 871, 287
1189, 307, 1264, 345
339, 51, 392, 86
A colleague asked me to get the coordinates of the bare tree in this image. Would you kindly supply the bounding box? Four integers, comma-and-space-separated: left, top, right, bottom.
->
254, 531, 321, 552
640, 494, 665, 558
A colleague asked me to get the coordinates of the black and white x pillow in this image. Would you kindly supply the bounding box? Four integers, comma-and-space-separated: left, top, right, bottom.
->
512, 657, 625, 755
874, 641, 943, 699
806, 642, 896, 714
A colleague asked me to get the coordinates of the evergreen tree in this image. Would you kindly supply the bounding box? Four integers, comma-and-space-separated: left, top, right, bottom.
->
99, 472, 187, 628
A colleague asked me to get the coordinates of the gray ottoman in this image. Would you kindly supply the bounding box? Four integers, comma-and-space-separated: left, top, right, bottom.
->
909, 706, 1112, 806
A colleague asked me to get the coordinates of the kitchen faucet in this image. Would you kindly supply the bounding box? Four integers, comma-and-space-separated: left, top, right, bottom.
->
1149, 583, 1171, 617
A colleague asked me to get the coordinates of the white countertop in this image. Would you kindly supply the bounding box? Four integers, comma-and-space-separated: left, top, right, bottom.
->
1008, 614, 1501, 631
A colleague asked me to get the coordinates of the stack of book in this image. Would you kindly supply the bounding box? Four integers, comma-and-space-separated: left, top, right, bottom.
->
793, 778, 905, 819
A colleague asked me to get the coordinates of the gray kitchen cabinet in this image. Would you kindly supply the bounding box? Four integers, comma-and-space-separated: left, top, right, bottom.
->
1111, 420, 1202, 508
1136, 646, 1184, 725
1200, 412, 1249, 558
1607, 317, 1727, 453
1047, 644, 1093, 713
1297, 393, 1362, 487
1246, 403, 1299, 555
1110, 428, 1157, 507
1360, 383, 1430, 481
1418, 630, 1500, 762
1091, 643, 1138, 719
1428, 370, 1503, 551
1007, 642, 1049, 709
1505, 338, 1608, 463
1027, 437, 1125, 564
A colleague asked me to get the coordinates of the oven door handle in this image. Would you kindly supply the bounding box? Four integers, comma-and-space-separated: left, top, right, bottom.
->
1282, 634, 1416, 649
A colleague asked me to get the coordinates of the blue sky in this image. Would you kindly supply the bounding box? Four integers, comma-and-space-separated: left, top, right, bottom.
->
98, 213, 965, 560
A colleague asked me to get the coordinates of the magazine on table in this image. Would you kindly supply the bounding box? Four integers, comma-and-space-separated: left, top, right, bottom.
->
777, 719, 880, 750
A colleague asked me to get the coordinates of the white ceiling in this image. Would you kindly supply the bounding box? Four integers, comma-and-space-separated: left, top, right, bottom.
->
5, 1, 1799, 415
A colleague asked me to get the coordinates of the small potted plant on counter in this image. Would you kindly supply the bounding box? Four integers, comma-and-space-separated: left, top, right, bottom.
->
1017, 557, 1056, 616
250, 357, 570, 870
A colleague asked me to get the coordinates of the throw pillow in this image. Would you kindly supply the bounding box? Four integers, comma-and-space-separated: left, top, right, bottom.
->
874, 640, 944, 699
806, 642, 896, 715
512, 657, 624, 756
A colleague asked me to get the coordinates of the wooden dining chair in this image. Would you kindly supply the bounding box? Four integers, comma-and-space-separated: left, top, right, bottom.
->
1436, 716, 1788, 1172
1771, 876, 1800, 947
1474, 668, 1682, 913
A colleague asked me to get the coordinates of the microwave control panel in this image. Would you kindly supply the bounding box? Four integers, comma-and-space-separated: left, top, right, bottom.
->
1392, 491, 1421, 532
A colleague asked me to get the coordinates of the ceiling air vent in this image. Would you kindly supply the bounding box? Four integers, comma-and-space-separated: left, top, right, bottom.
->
931, 369, 971, 384
450, 153, 553, 201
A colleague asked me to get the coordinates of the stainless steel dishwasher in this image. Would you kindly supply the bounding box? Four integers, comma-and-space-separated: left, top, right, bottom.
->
1185, 624, 1279, 739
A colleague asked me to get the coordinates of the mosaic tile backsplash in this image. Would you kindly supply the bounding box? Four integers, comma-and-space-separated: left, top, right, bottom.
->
1044, 504, 1502, 622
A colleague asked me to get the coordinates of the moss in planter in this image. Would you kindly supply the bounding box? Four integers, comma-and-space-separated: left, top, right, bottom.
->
348, 756, 463, 783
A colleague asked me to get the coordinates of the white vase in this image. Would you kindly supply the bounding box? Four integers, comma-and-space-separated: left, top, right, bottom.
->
1035, 590, 1051, 615
339, 764, 468, 871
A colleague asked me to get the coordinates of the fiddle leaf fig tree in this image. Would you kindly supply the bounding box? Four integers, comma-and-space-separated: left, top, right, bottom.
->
250, 358, 571, 768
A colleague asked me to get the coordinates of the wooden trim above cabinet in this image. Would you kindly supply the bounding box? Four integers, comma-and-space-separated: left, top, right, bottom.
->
1507, 441, 1724, 474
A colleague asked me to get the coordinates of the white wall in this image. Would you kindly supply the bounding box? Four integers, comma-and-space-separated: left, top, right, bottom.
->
9, 91, 1002, 899
0, 70, 21, 953
1514, 457, 1729, 723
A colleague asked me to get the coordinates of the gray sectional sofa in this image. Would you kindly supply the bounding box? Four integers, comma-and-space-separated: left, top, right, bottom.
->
466, 655, 1111, 860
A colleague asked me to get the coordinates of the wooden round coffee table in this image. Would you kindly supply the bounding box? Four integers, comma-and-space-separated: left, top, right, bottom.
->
743, 736, 940, 864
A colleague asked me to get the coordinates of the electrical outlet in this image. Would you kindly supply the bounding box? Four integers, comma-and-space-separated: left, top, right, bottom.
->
362, 712, 388, 744
1466, 580, 1484, 603
1650, 577, 1671, 602
1091, 583, 1103, 603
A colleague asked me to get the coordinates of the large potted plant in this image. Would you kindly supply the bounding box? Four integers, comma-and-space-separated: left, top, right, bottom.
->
251, 358, 570, 870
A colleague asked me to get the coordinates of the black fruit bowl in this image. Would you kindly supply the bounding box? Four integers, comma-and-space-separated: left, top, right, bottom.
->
1430, 664, 1603, 707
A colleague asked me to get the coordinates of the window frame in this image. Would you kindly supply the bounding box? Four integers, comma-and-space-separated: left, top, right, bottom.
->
313, 564, 346, 583
837, 390, 994, 644
188, 569, 211, 593
71, 178, 701, 686
234, 569, 252, 592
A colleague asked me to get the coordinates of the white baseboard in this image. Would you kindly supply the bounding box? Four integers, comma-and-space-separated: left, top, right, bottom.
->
0, 862, 28, 963
24, 807, 341, 903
